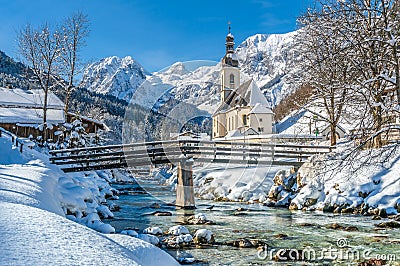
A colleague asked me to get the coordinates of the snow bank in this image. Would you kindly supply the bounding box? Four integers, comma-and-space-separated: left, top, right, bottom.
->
162, 163, 289, 202
0, 134, 178, 265
290, 143, 400, 215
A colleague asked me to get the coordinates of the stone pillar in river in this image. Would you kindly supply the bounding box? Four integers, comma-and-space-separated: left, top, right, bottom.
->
176, 159, 195, 209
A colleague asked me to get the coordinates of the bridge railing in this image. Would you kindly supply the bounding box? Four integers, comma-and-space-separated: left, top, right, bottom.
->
0, 127, 34, 153
49, 139, 334, 173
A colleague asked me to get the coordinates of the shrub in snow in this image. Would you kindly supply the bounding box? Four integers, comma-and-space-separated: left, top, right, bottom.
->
193, 229, 214, 244
168, 225, 189, 236
120, 230, 138, 237
143, 226, 163, 235
137, 234, 160, 246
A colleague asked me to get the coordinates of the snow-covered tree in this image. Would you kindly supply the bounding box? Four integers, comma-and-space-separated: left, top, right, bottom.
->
297, 0, 400, 147
59, 12, 90, 114
18, 23, 62, 142
296, 1, 354, 146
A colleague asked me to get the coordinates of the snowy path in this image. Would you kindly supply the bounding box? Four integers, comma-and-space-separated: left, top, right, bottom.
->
0, 136, 178, 266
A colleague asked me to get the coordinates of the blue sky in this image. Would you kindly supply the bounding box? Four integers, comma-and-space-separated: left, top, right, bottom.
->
0, 0, 313, 72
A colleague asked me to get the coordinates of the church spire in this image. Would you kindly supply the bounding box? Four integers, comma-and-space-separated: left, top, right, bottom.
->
222, 22, 238, 67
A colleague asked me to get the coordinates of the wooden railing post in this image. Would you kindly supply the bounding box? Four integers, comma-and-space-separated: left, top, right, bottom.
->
175, 158, 195, 209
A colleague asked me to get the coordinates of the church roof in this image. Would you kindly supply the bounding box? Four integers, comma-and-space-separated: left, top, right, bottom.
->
249, 103, 273, 114
213, 79, 270, 115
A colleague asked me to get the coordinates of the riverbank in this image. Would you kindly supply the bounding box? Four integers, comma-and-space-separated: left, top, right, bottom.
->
161, 141, 400, 218
0, 135, 178, 265
107, 179, 400, 265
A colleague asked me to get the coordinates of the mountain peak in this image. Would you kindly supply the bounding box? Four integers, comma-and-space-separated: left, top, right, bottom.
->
79, 55, 148, 102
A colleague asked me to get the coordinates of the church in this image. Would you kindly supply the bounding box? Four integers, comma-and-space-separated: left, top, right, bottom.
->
212, 29, 274, 140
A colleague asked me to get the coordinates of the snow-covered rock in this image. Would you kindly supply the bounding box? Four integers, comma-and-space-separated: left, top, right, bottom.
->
193, 229, 214, 244
168, 225, 190, 236
121, 229, 139, 237
194, 213, 207, 221
137, 234, 160, 246
175, 234, 193, 244
143, 226, 163, 235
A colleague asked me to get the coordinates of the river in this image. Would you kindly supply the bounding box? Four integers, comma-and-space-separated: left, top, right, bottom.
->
106, 175, 400, 265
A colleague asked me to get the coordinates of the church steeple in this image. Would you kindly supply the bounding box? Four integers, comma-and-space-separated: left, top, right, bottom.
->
222, 22, 239, 67
220, 22, 240, 103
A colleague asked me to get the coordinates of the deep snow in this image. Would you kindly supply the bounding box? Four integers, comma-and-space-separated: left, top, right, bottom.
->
0, 134, 178, 266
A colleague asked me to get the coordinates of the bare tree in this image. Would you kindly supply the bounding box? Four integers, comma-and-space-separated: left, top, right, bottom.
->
297, 0, 400, 148
296, 1, 353, 146
18, 23, 62, 142
59, 12, 90, 114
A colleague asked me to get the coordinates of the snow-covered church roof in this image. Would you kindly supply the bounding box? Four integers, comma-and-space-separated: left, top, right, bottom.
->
249, 103, 273, 114
214, 79, 272, 115
0, 87, 65, 124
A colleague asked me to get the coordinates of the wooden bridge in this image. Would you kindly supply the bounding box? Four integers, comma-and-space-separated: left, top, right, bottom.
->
49, 140, 333, 209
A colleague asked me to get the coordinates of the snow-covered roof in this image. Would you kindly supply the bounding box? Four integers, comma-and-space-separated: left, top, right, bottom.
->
214, 79, 271, 115
0, 107, 65, 124
276, 104, 352, 136
0, 87, 64, 109
248, 81, 269, 106
67, 112, 107, 128
249, 103, 273, 115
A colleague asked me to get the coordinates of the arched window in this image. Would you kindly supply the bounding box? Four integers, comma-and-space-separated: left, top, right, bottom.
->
230, 74, 235, 84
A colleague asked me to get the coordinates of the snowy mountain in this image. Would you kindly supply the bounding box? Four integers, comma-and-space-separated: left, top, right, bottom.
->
148, 31, 297, 114
79, 56, 148, 102
79, 31, 298, 114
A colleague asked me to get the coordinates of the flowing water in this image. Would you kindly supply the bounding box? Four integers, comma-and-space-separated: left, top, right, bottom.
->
107, 176, 400, 265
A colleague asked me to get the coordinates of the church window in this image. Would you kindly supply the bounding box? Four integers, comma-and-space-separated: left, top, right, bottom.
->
230, 74, 235, 84
258, 127, 264, 132
242, 115, 247, 126
259, 118, 263, 122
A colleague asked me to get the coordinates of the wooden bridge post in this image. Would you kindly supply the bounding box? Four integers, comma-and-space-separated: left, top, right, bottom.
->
176, 158, 195, 209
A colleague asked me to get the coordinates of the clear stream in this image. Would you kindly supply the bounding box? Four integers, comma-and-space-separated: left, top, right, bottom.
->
106, 176, 400, 266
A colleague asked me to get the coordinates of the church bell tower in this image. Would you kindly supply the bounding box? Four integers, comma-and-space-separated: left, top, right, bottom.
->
221, 22, 240, 103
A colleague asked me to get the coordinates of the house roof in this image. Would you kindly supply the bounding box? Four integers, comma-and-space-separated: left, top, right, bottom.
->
0, 87, 64, 109
0, 87, 65, 125
214, 79, 271, 115
0, 107, 65, 124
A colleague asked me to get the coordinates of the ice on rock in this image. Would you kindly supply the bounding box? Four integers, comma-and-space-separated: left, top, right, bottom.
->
143, 226, 163, 235
168, 225, 190, 236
